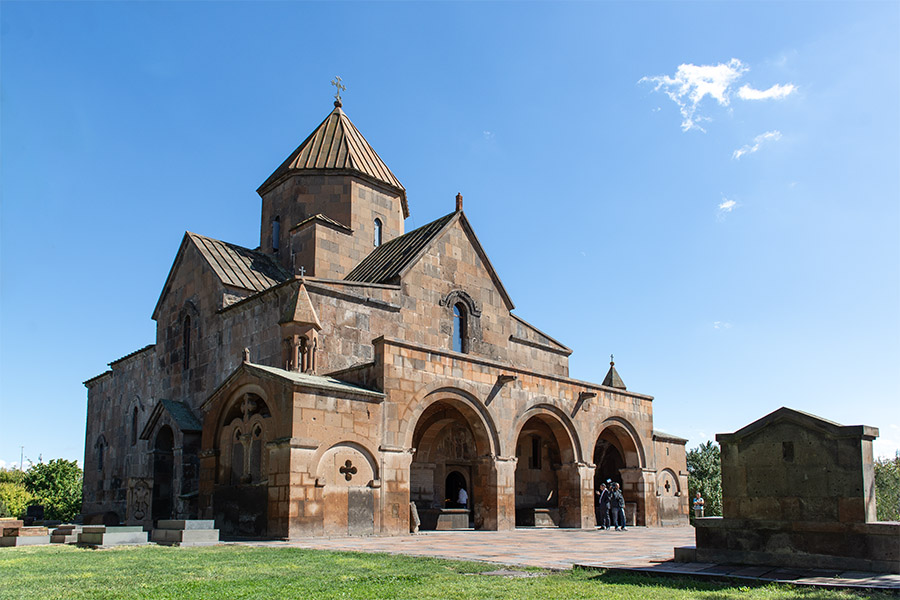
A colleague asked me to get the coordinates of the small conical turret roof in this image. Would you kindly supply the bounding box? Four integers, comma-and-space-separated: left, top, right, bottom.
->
279, 282, 322, 330
602, 355, 626, 390
259, 103, 408, 218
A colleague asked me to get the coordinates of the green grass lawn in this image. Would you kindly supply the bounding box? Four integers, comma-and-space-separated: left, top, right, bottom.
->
0, 545, 891, 600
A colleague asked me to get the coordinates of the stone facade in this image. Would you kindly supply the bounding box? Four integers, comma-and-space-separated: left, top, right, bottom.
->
693, 407, 899, 573
83, 101, 689, 536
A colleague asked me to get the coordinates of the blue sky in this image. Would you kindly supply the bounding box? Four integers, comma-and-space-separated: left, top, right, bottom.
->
1, 1, 898, 469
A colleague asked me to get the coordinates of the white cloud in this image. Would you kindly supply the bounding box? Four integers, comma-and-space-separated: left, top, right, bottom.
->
717, 197, 739, 220
738, 83, 796, 100
641, 59, 795, 131
733, 130, 782, 160
713, 321, 733, 330
640, 58, 747, 131
482, 130, 495, 140
0, 459, 21, 470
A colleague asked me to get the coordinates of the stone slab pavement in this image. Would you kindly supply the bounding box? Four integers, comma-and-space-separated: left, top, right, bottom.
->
241, 526, 694, 570
237, 526, 900, 590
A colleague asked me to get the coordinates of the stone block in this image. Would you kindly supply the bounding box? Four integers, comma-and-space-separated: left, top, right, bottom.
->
156, 519, 215, 530
0, 535, 51, 547
151, 528, 220, 546
78, 526, 148, 547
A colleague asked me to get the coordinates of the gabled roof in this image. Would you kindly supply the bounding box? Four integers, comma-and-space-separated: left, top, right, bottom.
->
716, 406, 879, 444
152, 232, 290, 320
140, 399, 202, 440
279, 282, 322, 329
344, 211, 515, 310
258, 104, 408, 218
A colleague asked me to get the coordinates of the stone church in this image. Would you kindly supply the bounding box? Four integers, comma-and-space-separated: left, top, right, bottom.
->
83, 94, 689, 537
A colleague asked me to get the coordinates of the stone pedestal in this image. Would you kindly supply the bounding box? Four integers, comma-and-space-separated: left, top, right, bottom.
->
78, 525, 148, 547
50, 524, 83, 544
151, 519, 219, 546
0, 524, 50, 547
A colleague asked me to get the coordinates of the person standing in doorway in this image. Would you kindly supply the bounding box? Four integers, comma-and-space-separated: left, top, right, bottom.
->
457, 486, 468, 509
611, 483, 627, 531
693, 492, 705, 518
595, 483, 611, 530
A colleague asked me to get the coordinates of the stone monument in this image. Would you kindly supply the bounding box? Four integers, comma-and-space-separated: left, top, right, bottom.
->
691, 407, 899, 573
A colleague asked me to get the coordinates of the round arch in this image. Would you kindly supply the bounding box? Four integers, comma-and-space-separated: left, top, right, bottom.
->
511, 403, 583, 464
402, 385, 499, 457
595, 417, 646, 469
312, 438, 381, 484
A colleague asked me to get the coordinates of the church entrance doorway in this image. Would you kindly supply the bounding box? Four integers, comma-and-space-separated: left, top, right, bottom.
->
151, 425, 175, 523
593, 423, 645, 526
513, 414, 580, 527
411, 399, 494, 530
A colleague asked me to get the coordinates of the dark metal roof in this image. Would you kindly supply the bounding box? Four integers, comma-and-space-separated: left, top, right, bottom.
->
188, 232, 290, 292
259, 106, 408, 218
159, 399, 202, 432
344, 212, 456, 284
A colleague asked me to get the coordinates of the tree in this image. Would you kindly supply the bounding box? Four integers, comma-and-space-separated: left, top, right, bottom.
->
874, 452, 899, 522
23, 459, 83, 522
686, 441, 722, 519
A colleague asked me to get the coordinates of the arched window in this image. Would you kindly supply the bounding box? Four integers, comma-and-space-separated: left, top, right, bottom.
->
452, 303, 467, 353
182, 315, 191, 370
272, 216, 281, 252
131, 407, 139, 446
373, 218, 383, 247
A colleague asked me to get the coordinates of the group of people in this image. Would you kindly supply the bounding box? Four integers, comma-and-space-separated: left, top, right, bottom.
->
595, 481, 627, 531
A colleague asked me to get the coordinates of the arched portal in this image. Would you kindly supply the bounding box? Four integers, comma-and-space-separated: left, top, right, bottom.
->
152, 425, 175, 522
513, 412, 579, 527
410, 398, 495, 530
593, 421, 646, 526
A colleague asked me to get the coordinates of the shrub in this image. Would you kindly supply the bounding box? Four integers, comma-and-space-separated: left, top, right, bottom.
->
0, 481, 34, 518
23, 459, 83, 522
874, 452, 900, 522
686, 441, 722, 519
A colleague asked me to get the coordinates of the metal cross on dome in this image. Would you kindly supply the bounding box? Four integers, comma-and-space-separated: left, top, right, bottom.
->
331, 76, 346, 105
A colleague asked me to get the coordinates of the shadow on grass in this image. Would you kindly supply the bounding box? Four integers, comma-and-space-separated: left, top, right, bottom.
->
573, 568, 890, 600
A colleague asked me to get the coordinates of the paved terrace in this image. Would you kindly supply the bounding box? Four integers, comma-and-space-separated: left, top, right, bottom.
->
241, 526, 900, 591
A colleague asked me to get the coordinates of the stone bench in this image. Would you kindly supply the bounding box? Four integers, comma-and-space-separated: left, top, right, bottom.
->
78, 526, 148, 547
151, 520, 219, 547
418, 508, 470, 530
1, 524, 51, 547
515, 507, 560, 527
50, 524, 83, 544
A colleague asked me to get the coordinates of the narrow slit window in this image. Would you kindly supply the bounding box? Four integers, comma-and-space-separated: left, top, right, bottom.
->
374, 218, 383, 247
131, 407, 138, 446
272, 217, 280, 252
183, 315, 191, 370
452, 303, 467, 353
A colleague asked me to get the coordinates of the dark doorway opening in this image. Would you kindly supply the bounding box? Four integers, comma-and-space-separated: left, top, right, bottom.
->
152, 425, 175, 523
445, 470, 467, 508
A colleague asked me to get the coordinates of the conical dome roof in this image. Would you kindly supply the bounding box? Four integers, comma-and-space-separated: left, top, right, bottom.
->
259, 104, 408, 217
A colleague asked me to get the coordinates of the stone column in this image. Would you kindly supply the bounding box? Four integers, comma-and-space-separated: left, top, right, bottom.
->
472, 455, 515, 530
620, 467, 655, 526
558, 462, 595, 528
380, 447, 414, 535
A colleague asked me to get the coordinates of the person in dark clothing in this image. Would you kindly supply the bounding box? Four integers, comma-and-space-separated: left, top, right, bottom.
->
610, 483, 627, 531
595, 483, 611, 530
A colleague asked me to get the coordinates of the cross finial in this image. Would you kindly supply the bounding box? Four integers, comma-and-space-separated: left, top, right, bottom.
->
331, 76, 346, 107
610, 354, 614, 365
298, 266, 306, 277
